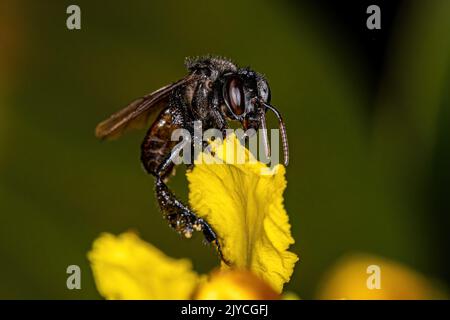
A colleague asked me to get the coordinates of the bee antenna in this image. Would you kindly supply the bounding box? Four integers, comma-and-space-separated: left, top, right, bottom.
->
263, 103, 289, 166
259, 108, 271, 158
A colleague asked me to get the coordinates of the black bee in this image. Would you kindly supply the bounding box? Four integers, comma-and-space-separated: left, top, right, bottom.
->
95, 56, 288, 261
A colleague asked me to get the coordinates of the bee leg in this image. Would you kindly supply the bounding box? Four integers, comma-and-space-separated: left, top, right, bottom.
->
196, 217, 230, 266
154, 164, 226, 263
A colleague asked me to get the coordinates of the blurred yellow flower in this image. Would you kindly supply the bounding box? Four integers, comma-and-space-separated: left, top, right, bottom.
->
88, 134, 298, 299
88, 232, 279, 299
88, 232, 200, 299
194, 269, 279, 300
317, 254, 447, 300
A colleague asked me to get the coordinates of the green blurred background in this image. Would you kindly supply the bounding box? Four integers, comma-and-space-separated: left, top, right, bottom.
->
0, 0, 449, 299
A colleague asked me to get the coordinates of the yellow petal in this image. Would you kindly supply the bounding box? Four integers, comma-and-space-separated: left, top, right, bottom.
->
88, 232, 200, 299
317, 254, 448, 300
194, 269, 279, 300
187, 134, 298, 293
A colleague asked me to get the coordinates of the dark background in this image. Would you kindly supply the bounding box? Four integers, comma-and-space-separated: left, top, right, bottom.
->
0, 0, 449, 299
308, 0, 450, 285
308, 1, 402, 90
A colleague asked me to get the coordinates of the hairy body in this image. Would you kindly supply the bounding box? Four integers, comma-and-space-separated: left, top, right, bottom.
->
95, 56, 288, 262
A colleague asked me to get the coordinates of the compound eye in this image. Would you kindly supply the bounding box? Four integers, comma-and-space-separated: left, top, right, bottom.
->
225, 76, 245, 116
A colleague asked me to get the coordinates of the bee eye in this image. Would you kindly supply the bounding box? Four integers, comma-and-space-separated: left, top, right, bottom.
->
224, 76, 245, 116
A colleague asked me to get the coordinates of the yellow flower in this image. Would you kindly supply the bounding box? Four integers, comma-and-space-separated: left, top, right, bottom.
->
317, 254, 447, 300
187, 134, 298, 292
88, 134, 298, 299
88, 232, 200, 299
194, 269, 279, 300
88, 232, 279, 299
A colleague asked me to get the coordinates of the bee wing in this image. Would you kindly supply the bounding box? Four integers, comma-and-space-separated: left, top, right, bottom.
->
95, 75, 195, 140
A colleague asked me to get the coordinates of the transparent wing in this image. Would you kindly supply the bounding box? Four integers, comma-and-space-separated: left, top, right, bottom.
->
95, 76, 194, 140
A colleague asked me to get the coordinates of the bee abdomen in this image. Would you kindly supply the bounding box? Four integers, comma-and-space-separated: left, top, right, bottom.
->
141, 107, 181, 176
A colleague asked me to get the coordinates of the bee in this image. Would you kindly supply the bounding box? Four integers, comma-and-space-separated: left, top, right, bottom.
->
95, 56, 288, 261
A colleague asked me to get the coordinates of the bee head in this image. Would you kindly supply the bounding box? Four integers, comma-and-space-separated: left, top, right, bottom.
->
220, 69, 288, 166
